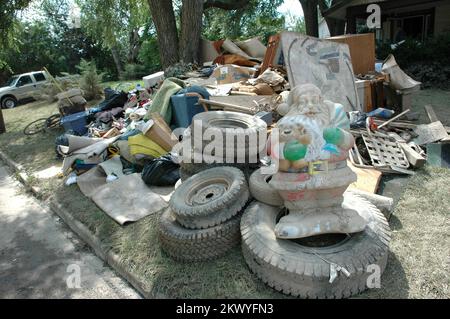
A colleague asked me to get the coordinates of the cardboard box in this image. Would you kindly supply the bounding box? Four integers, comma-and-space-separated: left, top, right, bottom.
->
142, 113, 178, 152
211, 65, 255, 85
143, 71, 165, 89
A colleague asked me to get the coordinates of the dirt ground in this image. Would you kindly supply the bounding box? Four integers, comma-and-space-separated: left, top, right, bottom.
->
0, 89, 448, 299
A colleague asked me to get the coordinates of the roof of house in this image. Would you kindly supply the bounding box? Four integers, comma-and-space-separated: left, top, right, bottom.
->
324, 0, 387, 20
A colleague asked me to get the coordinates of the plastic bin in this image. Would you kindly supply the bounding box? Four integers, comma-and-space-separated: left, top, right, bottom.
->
61, 111, 88, 136
171, 94, 207, 129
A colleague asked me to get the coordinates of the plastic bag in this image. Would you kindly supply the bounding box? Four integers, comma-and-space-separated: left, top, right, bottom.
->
141, 154, 180, 186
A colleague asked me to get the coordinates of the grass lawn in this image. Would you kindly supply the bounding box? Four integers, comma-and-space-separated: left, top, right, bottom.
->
0, 89, 449, 298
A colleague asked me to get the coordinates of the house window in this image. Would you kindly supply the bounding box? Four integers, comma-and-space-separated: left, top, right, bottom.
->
389, 9, 434, 43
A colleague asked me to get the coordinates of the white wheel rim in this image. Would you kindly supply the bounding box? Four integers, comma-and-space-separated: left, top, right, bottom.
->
5, 100, 15, 108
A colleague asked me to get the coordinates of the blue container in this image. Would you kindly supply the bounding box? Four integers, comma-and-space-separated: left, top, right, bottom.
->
61, 111, 88, 135
171, 94, 207, 129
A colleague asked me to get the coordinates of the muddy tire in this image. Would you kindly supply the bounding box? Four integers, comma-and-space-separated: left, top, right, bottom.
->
249, 169, 283, 207
241, 196, 391, 299
170, 167, 249, 229
180, 162, 256, 184
190, 111, 267, 155
159, 209, 241, 262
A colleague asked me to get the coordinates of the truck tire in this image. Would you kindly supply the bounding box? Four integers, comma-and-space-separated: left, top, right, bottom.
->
170, 167, 249, 229
1, 96, 17, 109
159, 209, 241, 262
249, 169, 283, 207
241, 197, 391, 299
190, 111, 267, 152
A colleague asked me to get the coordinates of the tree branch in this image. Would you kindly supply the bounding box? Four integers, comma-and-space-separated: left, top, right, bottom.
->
203, 0, 250, 10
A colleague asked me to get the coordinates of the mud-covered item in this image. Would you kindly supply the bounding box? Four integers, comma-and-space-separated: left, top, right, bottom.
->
159, 209, 241, 262
141, 154, 180, 186
170, 167, 249, 229
97, 88, 128, 112
241, 199, 391, 299
249, 169, 283, 207
179, 167, 193, 182
190, 111, 267, 155
180, 160, 256, 179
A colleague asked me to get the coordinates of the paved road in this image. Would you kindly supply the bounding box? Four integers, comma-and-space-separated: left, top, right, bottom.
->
0, 164, 141, 299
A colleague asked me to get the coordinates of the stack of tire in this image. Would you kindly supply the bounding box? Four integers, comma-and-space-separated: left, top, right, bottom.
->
179, 111, 267, 182
242, 169, 391, 299
159, 166, 250, 262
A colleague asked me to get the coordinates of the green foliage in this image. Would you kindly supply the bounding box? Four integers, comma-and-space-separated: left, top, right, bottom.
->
165, 63, 195, 78
0, 0, 32, 44
290, 15, 306, 34
203, 0, 285, 43
76, 59, 104, 101
377, 33, 450, 89
0, 0, 117, 85
120, 64, 149, 81
138, 37, 162, 72
77, 0, 152, 73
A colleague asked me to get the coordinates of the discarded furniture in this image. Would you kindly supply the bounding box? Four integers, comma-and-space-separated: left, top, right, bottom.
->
328, 33, 376, 76
280, 32, 360, 112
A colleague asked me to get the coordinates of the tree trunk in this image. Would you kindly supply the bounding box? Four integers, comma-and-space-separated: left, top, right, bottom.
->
179, 0, 204, 64
128, 28, 143, 64
111, 46, 124, 77
0, 108, 5, 134
148, 0, 179, 69
318, 0, 345, 36
299, 0, 319, 37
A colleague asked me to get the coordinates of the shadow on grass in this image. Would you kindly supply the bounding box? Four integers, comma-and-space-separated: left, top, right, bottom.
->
359, 252, 409, 299
389, 214, 403, 231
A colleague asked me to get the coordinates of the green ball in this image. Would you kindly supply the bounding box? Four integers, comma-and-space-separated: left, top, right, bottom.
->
323, 127, 343, 145
283, 141, 307, 161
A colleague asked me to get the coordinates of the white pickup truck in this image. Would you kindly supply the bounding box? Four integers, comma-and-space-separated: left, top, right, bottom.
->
0, 71, 50, 109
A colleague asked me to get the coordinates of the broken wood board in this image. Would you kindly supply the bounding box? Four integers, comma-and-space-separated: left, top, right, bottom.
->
388, 132, 426, 168
413, 121, 449, 145
280, 32, 360, 112
424, 104, 439, 123
348, 162, 382, 194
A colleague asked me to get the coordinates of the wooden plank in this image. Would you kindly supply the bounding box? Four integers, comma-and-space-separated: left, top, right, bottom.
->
348, 162, 382, 194
328, 33, 375, 75
413, 121, 449, 145
378, 109, 411, 129
424, 105, 439, 123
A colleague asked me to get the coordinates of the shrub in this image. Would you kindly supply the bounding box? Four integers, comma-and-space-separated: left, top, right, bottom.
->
76, 59, 104, 101
120, 63, 149, 81
376, 33, 450, 89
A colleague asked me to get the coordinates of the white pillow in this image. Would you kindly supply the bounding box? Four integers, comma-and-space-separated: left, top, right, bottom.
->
222, 39, 253, 60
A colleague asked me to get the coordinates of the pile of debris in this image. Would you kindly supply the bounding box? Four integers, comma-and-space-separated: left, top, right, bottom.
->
50, 31, 448, 299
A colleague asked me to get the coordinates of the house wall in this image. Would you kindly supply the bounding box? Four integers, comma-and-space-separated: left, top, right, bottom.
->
434, 3, 450, 34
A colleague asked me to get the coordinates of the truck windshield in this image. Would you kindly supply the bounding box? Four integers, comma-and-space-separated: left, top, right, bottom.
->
5, 76, 19, 87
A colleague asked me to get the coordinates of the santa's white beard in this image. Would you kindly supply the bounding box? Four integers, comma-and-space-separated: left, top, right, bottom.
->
278, 116, 329, 162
